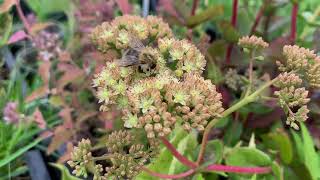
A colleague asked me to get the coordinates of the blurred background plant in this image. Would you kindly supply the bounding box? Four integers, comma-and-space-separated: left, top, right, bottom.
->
1, 0, 320, 179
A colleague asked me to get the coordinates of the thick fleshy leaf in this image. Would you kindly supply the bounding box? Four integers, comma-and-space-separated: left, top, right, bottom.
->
262, 130, 293, 164
225, 147, 272, 167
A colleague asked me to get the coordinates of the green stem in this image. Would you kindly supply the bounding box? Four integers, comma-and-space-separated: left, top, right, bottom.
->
245, 51, 255, 97
196, 77, 278, 164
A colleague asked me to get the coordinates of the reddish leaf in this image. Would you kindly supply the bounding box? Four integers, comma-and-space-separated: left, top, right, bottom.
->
0, 0, 16, 13
158, 0, 179, 18
59, 107, 74, 129
116, 0, 132, 14
32, 108, 46, 129
47, 126, 73, 155
38, 61, 51, 85
25, 85, 49, 103
8, 30, 29, 44
58, 51, 72, 62
57, 63, 85, 89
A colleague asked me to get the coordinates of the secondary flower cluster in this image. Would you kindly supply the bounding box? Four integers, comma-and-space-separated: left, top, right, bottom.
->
68, 131, 155, 180
274, 45, 320, 129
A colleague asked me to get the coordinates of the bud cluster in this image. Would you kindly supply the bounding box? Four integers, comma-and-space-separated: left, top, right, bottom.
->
68, 131, 155, 180
166, 74, 224, 131
67, 139, 93, 178
91, 15, 173, 53
277, 45, 320, 88
274, 45, 318, 129
238, 35, 269, 50
92, 62, 134, 111
105, 131, 152, 179
158, 38, 206, 77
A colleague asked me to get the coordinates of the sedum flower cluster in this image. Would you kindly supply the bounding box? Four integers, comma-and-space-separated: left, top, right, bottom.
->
275, 45, 320, 129
68, 15, 224, 179
68, 131, 156, 180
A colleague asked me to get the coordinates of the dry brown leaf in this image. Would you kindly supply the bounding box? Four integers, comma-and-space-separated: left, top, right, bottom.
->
0, 0, 16, 13
25, 85, 50, 103
32, 108, 46, 129
47, 126, 73, 155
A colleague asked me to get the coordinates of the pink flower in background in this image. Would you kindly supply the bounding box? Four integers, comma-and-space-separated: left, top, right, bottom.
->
3, 102, 20, 124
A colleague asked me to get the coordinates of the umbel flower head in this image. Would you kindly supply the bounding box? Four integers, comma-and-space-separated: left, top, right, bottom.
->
274, 45, 320, 129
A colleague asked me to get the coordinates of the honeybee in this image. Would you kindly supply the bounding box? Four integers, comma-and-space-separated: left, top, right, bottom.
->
117, 35, 157, 74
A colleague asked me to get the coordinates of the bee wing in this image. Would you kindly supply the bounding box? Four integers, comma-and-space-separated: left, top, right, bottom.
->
128, 36, 144, 51
117, 50, 140, 67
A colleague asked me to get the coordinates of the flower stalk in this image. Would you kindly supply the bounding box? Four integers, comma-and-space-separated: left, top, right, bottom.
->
160, 137, 198, 168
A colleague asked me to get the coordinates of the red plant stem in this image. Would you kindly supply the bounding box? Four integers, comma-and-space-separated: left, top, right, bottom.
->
290, 2, 298, 43
231, 0, 239, 26
143, 164, 271, 179
191, 0, 199, 16
160, 137, 198, 168
225, 44, 234, 65
142, 167, 195, 179
15, 0, 32, 35
250, 6, 264, 35
225, 0, 239, 64
206, 164, 272, 174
